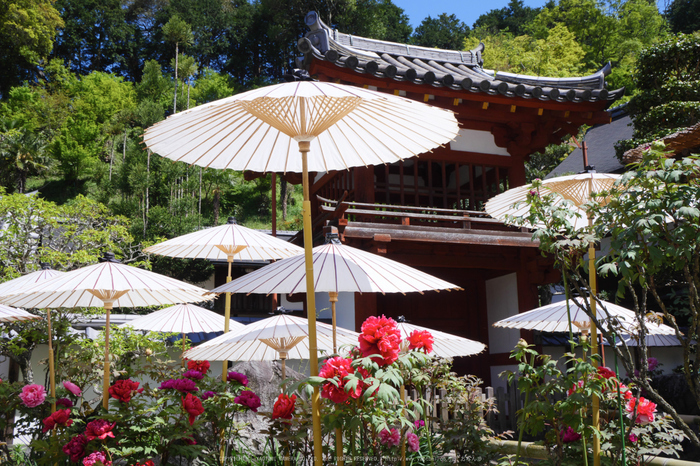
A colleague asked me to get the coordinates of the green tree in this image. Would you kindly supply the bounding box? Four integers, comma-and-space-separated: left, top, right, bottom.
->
0, 119, 48, 193
0, 0, 63, 96
616, 32, 700, 159
665, 0, 700, 34
162, 15, 193, 114
472, 0, 543, 35
411, 13, 469, 50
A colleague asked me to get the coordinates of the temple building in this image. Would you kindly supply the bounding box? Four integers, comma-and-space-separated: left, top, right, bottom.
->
241, 11, 624, 385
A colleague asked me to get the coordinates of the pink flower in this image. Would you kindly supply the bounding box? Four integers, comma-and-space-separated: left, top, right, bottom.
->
82, 451, 111, 466
567, 380, 585, 396
183, 370, 204, 381
561, 426, 581, 443
628, 433, 638, 443
227, 371, 248, 386
379, 428, 400, 447
63, 380, 82, 396
19, 384, 46, 408
359, 315, 401, 366
626, 397, 657, 425
56, 397, 74, 408
406, 432, 420, 452
647, 357, 659, 372
407, 330, 434, 354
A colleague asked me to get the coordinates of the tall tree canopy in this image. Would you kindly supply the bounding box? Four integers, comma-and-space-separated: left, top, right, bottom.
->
412, 13, 469, 49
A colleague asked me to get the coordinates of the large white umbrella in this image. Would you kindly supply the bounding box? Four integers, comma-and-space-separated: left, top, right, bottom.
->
144, 216, 302, 378
212, 232, 461, 352
485, 172, 621, 230
184, 314, 360, 378
0, 304, 41, 323
396, 320, 486, 358
143, 79, 460, 466
0, 265, 65, 412
0, 253, 214, 409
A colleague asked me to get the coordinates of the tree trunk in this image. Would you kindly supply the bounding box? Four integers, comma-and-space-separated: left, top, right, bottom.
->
144, 150, 150, 238
213, 188, 220, 225
109, 136, 115, 181
122, 129, 127, 162
281, 179, 289, 220
14, 351, 34, 384
173, 43, 179, 114
198, 167, 202, 226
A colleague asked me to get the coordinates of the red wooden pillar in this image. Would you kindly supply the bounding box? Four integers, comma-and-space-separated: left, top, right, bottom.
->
354, 166, 375, 204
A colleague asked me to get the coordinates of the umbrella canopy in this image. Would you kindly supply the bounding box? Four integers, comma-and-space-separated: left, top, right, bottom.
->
0, 256, 214, 309
119, 303, 245, 334
0, 267, 66, 297
143, 81, 459, 174
210, 234, 461, 295
184, 314, 359, 362
0, 303, 41, 323
143, 217, 303, 261
485, 172, 621, 230
396, 321, 485, 358
492, 297, 675, 337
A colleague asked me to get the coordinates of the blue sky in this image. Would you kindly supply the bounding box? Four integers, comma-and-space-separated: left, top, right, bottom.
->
392, 0, 549, 29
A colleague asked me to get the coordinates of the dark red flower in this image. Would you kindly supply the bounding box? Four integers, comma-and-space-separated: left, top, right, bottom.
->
597, 366, 616, 380
62, 434, 88, 462
129, 461, 155, 466
359, 315, 401, 366
85, 419, 116, 440
319, 357, 361, 404
183, 370, 204, 381
407, 330, 434, 354
56, 397, 74, 409
42, 409, 72, 433
187, 360, 210, 375
234, 390, 261, 412
272, 393, 297, 420
182, 393, 204, 426
227, 371, 248, 386
109, 379, 143, 403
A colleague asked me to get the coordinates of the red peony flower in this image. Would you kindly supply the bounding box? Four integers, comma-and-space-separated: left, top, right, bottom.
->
272, 393, 297, 420
561, 426, 582, 443
626, 397, 657, 425
182, 393, 204, 426
319, 357, 361, 404
62, 434, 88, 462
42, 409, 73, 433
567, 379, 585, 396
187, 360, 210, 375
379, 428, 400, 447
85, 419, 116, 440
108, 379, 143, 403
597, 366, 616, 379
407, 330, 434, 354
234, 390, 262, 412
358, 315, 401, 366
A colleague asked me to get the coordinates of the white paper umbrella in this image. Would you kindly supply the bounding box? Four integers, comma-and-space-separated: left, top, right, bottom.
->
143, 217, 303, 262
143, 81, 459, 174
144, 80, 459, 465
485, 172, 621, 231
211, 234, 461, 296
184, 314, 359, 378
120, 303, 244, 334
493, 297, 675, 337
0, 265, 66, 413
396, 320, 485, 358
0, 253, 214, 409
0, 304, 40, 323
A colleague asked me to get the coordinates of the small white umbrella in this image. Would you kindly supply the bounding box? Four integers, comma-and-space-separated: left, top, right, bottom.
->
0, 304, 41, 323
0, 265, 65, 412
184, 314, 359, 378
396, 320, 486, 358
493, 297, 675, 337
144, 217, 303, 378
120, 303, 246, 361
0, 253, 214, 409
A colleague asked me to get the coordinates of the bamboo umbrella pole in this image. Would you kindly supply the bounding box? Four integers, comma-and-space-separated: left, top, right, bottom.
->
218, 244, 247, 381
299, 139, 323, 466
589, 213, 601, 466
46, 308, 56, 414
329, 292, 339, 353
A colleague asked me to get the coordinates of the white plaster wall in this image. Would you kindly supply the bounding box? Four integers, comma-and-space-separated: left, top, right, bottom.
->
450, 128, 510, 156
486, 273, 521, 354
315, 292, 355, 331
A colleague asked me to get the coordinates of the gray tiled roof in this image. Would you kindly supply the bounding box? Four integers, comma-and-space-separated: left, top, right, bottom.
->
297, 11, 624, 104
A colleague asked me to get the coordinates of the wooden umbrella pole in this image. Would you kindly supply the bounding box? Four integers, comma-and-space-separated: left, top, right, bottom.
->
589, 212, 601, 466
102, 302, 113, 411
181, 333, 186, 367
330, 292, 338, 353
46, 308, 56, 414
222, 256, 233, 381
299, 140, 323, 466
